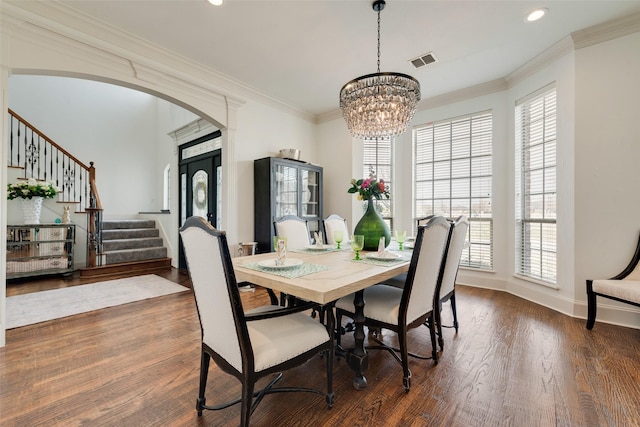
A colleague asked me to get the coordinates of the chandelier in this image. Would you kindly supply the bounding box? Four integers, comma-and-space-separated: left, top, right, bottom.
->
339, 0, 421, 139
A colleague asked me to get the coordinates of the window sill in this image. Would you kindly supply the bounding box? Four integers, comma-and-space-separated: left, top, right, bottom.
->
512, 274, 559, 290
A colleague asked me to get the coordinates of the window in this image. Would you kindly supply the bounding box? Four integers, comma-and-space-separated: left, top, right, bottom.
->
413, 111, 493, 269
515, 85, 557, 284
363, 137, 393, 231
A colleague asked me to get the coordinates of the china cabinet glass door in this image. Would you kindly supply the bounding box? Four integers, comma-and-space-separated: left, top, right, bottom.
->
275, 164, 298, 217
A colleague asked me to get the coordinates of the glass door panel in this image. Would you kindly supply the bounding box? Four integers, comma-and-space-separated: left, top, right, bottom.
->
301, 169, 320, 219
275, 164, 298, 217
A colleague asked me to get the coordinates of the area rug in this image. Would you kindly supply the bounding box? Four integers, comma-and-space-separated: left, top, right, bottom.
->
6, 274, 189, 329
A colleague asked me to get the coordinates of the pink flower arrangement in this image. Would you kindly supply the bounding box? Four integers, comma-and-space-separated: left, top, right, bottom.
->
348, 173, 390, 201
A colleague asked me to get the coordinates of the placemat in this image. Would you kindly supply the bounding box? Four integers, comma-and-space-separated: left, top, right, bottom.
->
349, 253, 411, 267
239, 261, 330, 279
290, 247, 340, 255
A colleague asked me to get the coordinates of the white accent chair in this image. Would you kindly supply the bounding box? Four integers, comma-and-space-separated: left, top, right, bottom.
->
273, 215, 311, 250
434, 215, 469, 350
587, 232, 640, 330
334, 216, 452, 391
323, 214, 351, 245
179, 216, 334, 426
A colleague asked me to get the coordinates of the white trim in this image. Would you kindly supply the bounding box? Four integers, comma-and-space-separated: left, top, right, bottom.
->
571, 12, 640, 50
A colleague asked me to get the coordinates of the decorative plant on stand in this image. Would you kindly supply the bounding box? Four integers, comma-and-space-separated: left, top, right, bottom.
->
7, 178, 60, 224
348, 171, 391, 251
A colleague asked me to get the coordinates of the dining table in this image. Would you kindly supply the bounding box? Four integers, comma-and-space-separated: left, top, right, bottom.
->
232, 244, 411, 390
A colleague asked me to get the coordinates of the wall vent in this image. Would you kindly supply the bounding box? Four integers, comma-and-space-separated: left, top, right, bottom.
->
410, 52, 437, 69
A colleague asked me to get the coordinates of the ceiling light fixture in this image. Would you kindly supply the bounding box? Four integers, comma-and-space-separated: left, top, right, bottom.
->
339, 0, 421, 139
207, 0, 223, 6
525, 8, 547, 22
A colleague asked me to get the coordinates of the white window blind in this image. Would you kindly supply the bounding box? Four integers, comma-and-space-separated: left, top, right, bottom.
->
363, 137, 393, 231
515, 86, 557, 284
413, 111, 493, 269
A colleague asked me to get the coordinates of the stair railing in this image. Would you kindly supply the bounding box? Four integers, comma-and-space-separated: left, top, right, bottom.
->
7, 108, 104, 268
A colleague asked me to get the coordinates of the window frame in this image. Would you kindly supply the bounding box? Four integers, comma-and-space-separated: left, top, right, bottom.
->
362, 137, 394, 232
412, 110, 494, 270
514, 84, 557, 285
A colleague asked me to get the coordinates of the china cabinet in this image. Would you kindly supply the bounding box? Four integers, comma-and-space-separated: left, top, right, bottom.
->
6, 223, 75, 279
254, 157, 323, 253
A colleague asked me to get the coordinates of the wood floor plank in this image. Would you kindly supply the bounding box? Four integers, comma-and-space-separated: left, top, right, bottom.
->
2, 271, 640, 426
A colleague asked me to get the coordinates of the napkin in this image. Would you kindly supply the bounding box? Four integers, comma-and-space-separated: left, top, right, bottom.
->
314, 231, 323, 247
377, 236, 386, 257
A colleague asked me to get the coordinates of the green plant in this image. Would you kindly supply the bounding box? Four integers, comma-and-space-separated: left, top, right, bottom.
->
7, 178, 59, 200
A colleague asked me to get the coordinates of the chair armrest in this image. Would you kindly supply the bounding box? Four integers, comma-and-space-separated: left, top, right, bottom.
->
245, 301, 317, 321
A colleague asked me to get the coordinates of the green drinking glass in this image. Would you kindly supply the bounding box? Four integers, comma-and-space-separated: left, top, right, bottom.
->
351, 235, 364, 260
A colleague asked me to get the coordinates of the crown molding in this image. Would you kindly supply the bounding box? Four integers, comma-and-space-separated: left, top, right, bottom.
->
1, 1, 314, 124
417, 79, 508, 111
571, 11, 640, 50
506, 36, 575, 89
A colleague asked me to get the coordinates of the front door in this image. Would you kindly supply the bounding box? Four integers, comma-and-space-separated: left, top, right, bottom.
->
178, 131, 222, 269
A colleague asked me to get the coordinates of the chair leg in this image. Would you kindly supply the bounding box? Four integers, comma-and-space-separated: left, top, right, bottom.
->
435, 305, 444, 351
398, 328, 411, 392
196, 350, 211, 416
428, 313, 438, 364
325, 305, 336, 407
240, 380, 255, 427
335, 309, 343, 348
450, 291, 459, 332
586, 280, 597, 330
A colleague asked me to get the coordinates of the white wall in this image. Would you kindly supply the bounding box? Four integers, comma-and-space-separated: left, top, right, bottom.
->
574, 31, 640, 327
9, 76, 166, 217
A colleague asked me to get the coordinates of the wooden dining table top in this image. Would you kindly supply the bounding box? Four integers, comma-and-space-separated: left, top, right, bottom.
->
232, 249, 410, 305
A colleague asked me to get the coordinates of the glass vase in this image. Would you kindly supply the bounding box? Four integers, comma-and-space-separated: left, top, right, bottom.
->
354, 198, 391, 251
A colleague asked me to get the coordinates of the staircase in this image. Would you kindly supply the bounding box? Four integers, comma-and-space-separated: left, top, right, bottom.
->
79, 219, 171, 278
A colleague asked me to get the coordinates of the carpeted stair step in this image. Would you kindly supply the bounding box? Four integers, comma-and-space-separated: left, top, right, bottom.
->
102, 219, 156, 230
102, 237, 164, 251
99, 219, 169, 266
104, 247, 168, 264
102, 228, 159, 240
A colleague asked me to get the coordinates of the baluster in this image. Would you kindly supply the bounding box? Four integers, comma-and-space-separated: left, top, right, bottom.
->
9, 114, 14, 166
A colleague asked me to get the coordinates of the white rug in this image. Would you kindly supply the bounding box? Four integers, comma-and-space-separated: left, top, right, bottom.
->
6, 274, 189, 329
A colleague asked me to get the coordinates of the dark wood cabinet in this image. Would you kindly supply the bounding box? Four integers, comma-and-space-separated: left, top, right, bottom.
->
254, 157, 323, 254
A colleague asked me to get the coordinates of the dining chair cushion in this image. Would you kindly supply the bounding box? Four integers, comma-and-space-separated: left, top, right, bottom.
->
246, 309, 331, 372
591, 279, 640, 304
335, 284, 404, 325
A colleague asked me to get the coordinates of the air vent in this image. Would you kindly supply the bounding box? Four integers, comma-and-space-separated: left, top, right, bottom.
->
410, 52, 437, 69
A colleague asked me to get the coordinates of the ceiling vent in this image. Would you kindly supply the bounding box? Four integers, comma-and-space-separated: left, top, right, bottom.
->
410, 52, 437, 69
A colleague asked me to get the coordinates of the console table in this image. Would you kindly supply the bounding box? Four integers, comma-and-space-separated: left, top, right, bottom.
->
6, 223, 75, 279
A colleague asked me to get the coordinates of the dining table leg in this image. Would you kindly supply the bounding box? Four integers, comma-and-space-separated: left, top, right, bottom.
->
348, 289, 368, 390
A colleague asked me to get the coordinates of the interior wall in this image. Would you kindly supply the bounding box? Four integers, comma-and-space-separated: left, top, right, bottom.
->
574, 31, 640, 327
8, 76, 171, 217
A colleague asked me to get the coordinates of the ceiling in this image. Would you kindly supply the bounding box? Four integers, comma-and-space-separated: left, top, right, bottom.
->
58, 0, 640, 118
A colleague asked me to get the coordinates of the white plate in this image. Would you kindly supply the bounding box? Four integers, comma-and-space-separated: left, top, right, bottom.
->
365, 252, 401, 261
258, 258, 303, 270
404, 242, 414, 249
305, 245, 333, 251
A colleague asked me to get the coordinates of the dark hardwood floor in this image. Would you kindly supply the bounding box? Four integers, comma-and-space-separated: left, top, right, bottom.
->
2, 270, 640, 426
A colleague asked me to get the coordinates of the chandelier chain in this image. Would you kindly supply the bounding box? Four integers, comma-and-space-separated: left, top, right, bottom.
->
377, 6, 381, 73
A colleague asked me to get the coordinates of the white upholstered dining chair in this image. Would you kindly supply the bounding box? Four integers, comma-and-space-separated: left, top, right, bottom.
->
273, 215, 311, 250
334, 215, 452, 392
179, 216, 334, 426
323, 214, 351, 245
434, 215, 469, 350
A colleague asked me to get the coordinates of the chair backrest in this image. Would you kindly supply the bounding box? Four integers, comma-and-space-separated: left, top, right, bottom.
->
273, 215, 311, 250
402, 216, 452, 325
323, 214, 351, 244
439, 215, 469, 298
179, 216, 248, 373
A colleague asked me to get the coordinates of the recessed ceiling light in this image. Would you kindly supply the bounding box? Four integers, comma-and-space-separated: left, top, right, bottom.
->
207, 0, 223, 6
525, 8, 548, 22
